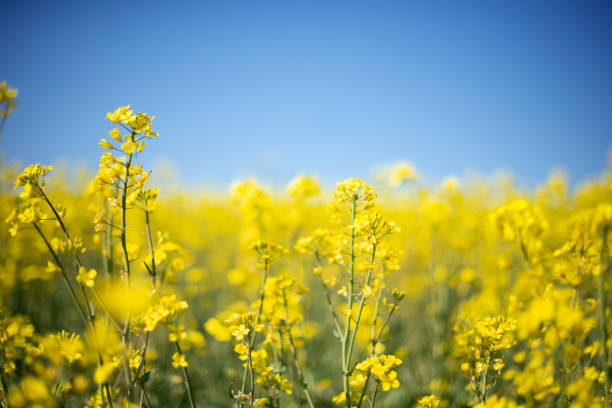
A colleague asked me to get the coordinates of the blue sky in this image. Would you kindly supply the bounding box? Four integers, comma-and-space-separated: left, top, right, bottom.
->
2, 0, 612, 189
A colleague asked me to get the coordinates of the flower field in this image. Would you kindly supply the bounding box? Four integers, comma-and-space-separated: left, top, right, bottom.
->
1, 86, 612, 407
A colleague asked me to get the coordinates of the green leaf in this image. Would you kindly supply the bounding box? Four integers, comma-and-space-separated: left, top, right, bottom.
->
135, 367, 158, 385
228, 383, 235, 400
143, 261, 155, 277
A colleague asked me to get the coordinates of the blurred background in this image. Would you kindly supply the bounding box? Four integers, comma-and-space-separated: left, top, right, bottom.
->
3, 2, 612, 407
2, 0, 612, 190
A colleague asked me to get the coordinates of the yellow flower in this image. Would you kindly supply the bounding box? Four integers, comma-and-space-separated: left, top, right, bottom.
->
172, 352, 188, 368
355, 354, 402, 392
99, 139, 115, 150
233, 343, 249, 361
362, 284, 375, 297
417, 395, 440, 408
142, 294, 189, 332
0, 80, 19, 118
106, 105, 132, 123
250, 240, 287, 268
286, 174, 320, 199
332, 177, 376, 209
389, 162, 417, 187
76, 266, 97, 287
204, 317, 231, 342
121, 139, 138, 154
232, 324, 250, 341
45, 261, 60, 275
109, 128, 122, 142
94, 363, 114, 384
168, 324, 187, 343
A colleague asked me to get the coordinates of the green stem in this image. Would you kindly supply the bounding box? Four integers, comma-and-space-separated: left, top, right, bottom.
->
516, 229, 531, 269
104, 379, 115, 408
346, 245, 377, 377
38, 188, 71, 244
373, 305, 398, 347
356, 370, 371, 408
132, 208, 159, 388
342, 198, 357, 408
314, 252, 343, 337
479, 356, 490, 403
144, 210, 157, 290
248, 344, 255, 408
1, 370, 9, 408
241, 258, 269, 396
140, 385, 152, 408
119, 151, 135, 397
35, 191, 114, 408
32, 222, 88, 325
256, 258, 269, 325
282, 292, 315, 408
369, 382, 379, 407
133, 332, 151, 385
174, 342, 196, 408
598, 226, 609, 405
120, 151, 134, 282
357, 264, 385, 408
369, 266, 385, 355
0, 116, 7, 141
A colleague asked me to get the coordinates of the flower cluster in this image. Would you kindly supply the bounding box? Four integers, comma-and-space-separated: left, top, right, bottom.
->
0, 80, 18, 119
250, 240, 287, 268
355, 354, 402, 391
454, 316, 516, 403
142, 294, 189, 332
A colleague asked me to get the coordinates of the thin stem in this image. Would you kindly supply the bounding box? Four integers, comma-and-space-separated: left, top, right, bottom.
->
256, 258, 269, 325
133, 332, 151, 385
373, 305, 398, 347
104, 380, 115, 408
282, 292, 315, 408
241, 258, 270, 396
133, 209, 159, 388
140, 385, 152, 408
38, 188, 71, 243
356, 370, 371, 408
370, 266, 385, 355
119, 150, 135, 398
342, 198, 357, 408
0, 116, 7, 141
1, 371, 9, 408
346, 245, 377, 378
516, 230, 531, 269
314, 252, 343, 338
104, 199, 114, 276
174, 342, 196, 408
89, 288, 123, 333
144, 210, 157, 291
357, 265, 385, 408
120, 151, 134, 281
248, 343, 255, 408
32, 222, 89, 325
479, 356, 490, 403
35, 191, 115, 408
369, 382, 379, 407
598, 226, 609, 406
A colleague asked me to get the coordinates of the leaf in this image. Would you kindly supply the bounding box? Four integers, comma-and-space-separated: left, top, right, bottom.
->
143, 261, 155, 277
135, 367, 158, 385
297, 377, 308, 389
228, 383, 235, 400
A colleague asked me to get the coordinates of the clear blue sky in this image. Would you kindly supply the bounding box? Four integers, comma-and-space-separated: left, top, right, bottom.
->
2, 0, 612, 189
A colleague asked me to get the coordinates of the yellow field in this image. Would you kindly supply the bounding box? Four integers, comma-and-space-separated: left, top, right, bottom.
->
1, 98, 611, 407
